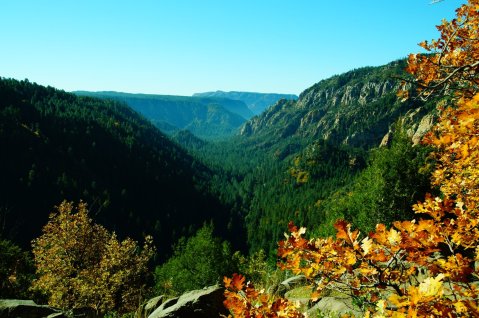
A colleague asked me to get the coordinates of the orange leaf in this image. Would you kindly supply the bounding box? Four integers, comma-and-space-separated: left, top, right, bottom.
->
334, 220, 350, 241
231, 273, 245, 291
223, 276, 232, 289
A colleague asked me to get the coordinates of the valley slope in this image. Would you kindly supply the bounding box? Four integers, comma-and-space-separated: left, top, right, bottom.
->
0, 78, 244, 256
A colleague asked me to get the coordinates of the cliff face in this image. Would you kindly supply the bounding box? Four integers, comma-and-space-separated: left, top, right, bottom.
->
240, 60, 434, 149
296, 79, 394, 109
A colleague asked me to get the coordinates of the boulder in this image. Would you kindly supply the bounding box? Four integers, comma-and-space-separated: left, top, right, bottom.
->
148, 285, 228, 318
137, 295, 165, 318
0, 299, 59, 318
276, 275, 307, 296
280, 275, 307, 291
306, 296, 362, 317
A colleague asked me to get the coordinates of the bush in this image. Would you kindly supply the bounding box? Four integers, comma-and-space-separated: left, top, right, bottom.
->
154, 223, 236, 296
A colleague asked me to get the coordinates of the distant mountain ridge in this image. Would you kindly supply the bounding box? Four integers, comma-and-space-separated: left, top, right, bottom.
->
193, 91, 298, 115
74, 91, 253, 139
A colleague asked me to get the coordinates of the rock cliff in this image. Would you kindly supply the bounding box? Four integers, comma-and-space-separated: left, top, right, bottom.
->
240, 60, 435, 149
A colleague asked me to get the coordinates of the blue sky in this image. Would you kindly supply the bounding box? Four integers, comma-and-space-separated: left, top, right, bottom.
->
0, 0, 465, 96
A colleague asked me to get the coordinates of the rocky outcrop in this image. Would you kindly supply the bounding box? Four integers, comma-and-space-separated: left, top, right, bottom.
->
294, 79, 403, 146
380, 131, 393, 147
147, 285, 228, 318
238, 60, 424, 149
380, 106, 437, 147
296, 79, 396, 110
0, 299, 59, 318
411, 113, 435, 145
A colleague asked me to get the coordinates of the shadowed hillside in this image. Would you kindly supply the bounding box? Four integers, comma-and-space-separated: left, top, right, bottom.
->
0, 78, 245, 256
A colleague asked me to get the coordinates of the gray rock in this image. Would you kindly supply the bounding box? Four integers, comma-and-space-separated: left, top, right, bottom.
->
148, 285, 228, 318
274, 275, 308, 296
412, 113, 435, 145
0, 299, 59, 318
137, 295, 165, 318
380, 130, 393, 147
280, 275, 307, 290
306, 296, 362, 318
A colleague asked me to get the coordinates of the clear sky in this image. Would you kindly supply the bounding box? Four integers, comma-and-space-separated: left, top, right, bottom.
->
0, 0, 466, 96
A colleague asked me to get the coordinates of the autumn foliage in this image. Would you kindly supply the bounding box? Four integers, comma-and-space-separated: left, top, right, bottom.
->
224, 1, 479, 317
31, 201, 154, 314
223, 273, 304, 318
404, 0, 479, 100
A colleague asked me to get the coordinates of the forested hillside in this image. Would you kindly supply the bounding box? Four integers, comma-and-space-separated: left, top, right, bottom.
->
75, 91, 253, 139
0, 78, 244, 256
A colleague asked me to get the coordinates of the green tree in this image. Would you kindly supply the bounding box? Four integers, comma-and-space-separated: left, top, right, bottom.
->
31, 201, 154, 315
154, 224, 236, 296
356, 129, 433, 228
319, 127, 433, 234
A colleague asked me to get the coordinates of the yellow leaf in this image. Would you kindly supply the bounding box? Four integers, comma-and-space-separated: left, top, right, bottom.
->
388, 228, 401, 246
418, 274, 445, 298
454, 301, 468, 314
361, 237, 372, 255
